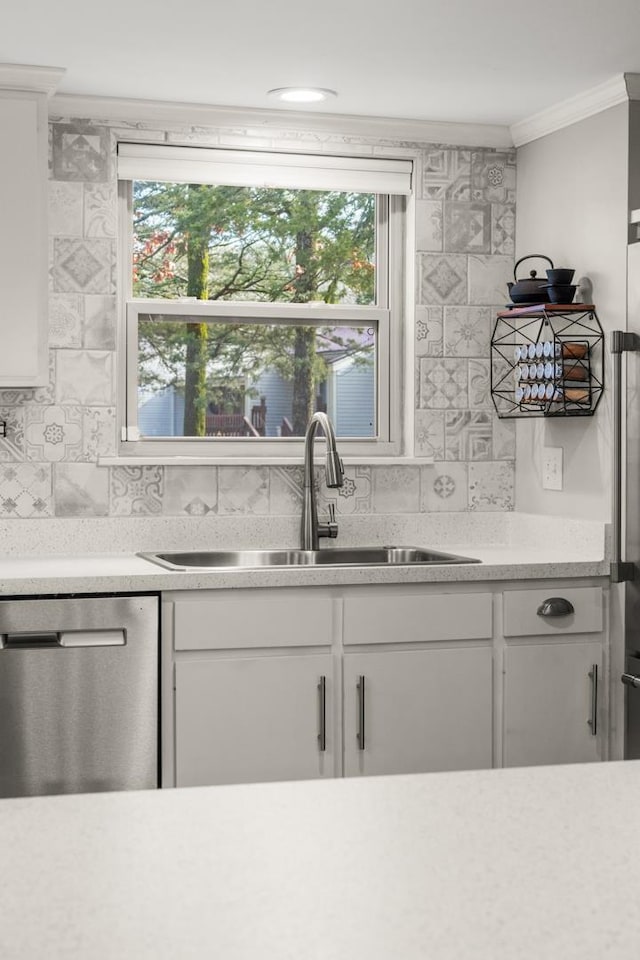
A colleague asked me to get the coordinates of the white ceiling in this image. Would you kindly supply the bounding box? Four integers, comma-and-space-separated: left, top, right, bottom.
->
4, 0, 640, 127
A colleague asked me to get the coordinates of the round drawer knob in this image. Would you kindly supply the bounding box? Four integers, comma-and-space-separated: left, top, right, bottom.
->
536, 597, 575, 617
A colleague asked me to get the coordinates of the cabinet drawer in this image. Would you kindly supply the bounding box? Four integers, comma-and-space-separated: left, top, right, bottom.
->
503, 586, 603, 637
173, 590, 332, 650
343, 592, 492, 645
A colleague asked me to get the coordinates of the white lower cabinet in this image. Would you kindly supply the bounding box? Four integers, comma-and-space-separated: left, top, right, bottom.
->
343, 646, 493, 776
503, 640, 602, 767
163, 578, 609, 788
175, 653, 334, 787
501, 584, 606, 767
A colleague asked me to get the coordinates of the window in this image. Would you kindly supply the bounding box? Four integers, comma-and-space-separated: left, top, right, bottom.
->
118, 144, 411, 458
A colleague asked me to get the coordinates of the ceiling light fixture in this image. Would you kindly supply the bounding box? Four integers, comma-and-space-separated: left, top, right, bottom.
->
267, 87, 337, 104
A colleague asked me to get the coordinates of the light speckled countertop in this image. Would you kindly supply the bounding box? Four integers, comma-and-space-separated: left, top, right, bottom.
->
0, 759, 638, 959
0, 512, 610, 594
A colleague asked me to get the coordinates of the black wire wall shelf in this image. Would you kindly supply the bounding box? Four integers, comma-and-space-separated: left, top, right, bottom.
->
490, 303, 604, 419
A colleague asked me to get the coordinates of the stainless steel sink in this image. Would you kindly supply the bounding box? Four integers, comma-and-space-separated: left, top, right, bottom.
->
139, 546, 480, 571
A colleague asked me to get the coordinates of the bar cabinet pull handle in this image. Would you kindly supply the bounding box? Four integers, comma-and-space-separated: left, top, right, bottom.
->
588, 664, 598, 736
317, 676, 326, 752
357, 675, 366, 751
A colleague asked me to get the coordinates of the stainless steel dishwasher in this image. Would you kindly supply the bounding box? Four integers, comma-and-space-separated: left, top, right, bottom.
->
0, 594, 159, 799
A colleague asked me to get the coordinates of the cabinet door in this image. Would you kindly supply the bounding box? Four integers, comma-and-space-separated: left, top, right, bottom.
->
503, 640, 602, 767
0, 92, 48, 385
175, 654, 335, 787
343, 646, 493, 777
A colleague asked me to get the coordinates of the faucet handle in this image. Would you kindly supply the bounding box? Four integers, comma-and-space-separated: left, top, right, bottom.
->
318, 502, 339, 540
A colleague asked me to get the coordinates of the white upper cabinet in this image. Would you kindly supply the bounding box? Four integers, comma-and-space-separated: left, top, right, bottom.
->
0, 66, 63, 386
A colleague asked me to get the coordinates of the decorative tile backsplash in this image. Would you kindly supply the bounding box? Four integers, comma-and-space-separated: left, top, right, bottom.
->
0, 117, 515, 521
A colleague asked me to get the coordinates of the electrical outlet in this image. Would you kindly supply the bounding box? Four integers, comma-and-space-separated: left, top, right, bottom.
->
542, 446, 563, 491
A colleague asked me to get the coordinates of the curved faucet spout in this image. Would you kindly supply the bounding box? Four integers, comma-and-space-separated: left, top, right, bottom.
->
301, 412, 344, 551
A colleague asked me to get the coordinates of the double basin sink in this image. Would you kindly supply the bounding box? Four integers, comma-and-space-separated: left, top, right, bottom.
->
140, 546, 480, 571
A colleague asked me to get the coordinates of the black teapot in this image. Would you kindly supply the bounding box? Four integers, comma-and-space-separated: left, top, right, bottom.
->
507, 254, 554, 304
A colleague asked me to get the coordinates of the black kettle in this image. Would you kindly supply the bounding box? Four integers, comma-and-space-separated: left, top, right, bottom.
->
507, 254, 554, 304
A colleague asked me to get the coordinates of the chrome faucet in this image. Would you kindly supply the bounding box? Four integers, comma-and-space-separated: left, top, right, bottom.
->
301, 412, 345, 550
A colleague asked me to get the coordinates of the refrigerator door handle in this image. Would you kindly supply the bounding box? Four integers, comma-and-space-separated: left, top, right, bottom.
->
610, 330, 640, 582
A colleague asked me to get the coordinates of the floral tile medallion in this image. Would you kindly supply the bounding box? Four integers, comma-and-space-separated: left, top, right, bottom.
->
420, 462, 468, 512
444, 306, 491, 357
318, 465, 372, 516
25, 404, 83, 462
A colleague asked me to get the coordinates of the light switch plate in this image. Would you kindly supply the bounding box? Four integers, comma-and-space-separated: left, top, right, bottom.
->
542, 446, 563, 491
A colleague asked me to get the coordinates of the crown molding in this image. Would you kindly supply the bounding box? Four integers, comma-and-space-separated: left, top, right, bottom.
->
510, 74, 630, 147
0, 63, 65, 97
48, 92, 514, 148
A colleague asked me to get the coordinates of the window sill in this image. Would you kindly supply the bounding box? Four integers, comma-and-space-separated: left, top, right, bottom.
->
98, 455, 435, 467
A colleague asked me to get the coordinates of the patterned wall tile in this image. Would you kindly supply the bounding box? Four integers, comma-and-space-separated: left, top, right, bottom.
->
56, 351, 115, 406
444, 306, 491, 357
415, 200, 443, 252
49, 294, 83, 348
110, 465, 164, 515
0, 464, 52, 517
468, 360, 492, 410
372, 466, 419, 513
82, 407, 116, 460
418, 254, 467, 305
32, 352, 56, 406
55, 463, 109, 517
163, 466, 218, 516
468, 254, 513, 305
418, 358, 469, 409
51, 125, 111, 182
270, 466, 305, 515
420, 462, 468, 512
415, 410, 445, 460
422, 149, 471, 200
0, 407, 25, 462
84, 183, 118, 238
415, 306, 443, 358
48, 182, 83, 236
445, 411, 492, 460
443, 202, 491, 254
24, 404, 83, 462
491, 204, 516, 256
218, 466, 269, 514
471, 151, 516, 203
318, 465, 372, 515
493, 417, 516, 460
84, 295, 117, 350
52, 238, 116, 295
468, 461, 515, 511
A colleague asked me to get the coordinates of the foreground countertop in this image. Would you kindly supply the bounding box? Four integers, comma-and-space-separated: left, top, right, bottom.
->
0, 513, 610, 595
0, 760, 638, 959
0, 544, 610, 595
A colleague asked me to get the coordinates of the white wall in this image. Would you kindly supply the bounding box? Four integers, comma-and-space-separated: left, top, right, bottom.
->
514, 102, 629, 520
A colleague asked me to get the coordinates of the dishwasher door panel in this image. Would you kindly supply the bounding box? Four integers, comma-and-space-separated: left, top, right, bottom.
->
0, 595, 159, 798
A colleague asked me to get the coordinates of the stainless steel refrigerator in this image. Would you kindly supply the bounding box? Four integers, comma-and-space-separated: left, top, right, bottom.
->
614, 237, 640, 757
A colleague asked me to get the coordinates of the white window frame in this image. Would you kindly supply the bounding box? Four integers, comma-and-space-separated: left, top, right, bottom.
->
117, 146, 408, 461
